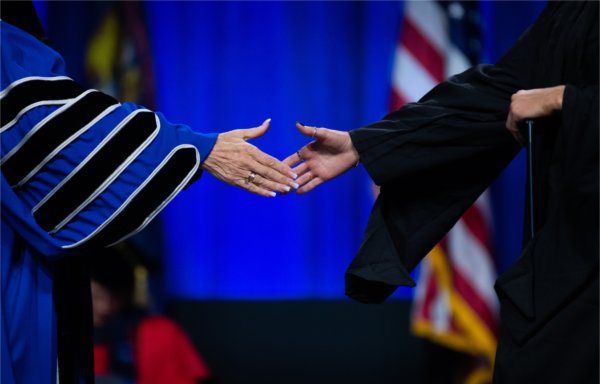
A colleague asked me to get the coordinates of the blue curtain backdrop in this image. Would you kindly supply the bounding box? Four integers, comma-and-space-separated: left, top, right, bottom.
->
37, 1, 545, 300
145, 1, 400, 299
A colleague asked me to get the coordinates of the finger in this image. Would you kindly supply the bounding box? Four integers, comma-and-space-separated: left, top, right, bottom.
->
295, 170, 314, 187
296, 121, 318, 138
514, 130, 525, 146
251, 173, 292, 194
243, 180, 278, 197
291, 162, 309, 178
505, 115, 514, 134
506, 113, 524, 146
242, 118, 271, 141
296, 177, 323, 194
252, 162, 297, 190
283, 150, 303, 167
253, 149, 297, 180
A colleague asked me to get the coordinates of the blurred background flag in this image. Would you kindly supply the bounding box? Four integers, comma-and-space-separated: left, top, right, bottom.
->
84, 1, 156, 110
390, 2, 499, 383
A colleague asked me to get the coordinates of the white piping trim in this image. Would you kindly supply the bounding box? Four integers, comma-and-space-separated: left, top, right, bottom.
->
0, 75, 73, 99
1, 89, 97, 165
1, 99, 77, 134
13, 103, 121, 188
108, 146, 200, 247
44, 111, 160, 233
62, 144, 199, 249
33, 108, 154, 212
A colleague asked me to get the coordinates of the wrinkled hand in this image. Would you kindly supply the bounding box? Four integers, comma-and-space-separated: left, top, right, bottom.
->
506, 85, 565, 145
283, 122, 359, 194
202, 119, 297, 197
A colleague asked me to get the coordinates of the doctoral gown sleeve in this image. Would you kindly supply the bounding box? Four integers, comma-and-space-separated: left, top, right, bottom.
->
343, 4, 565, 303
0, 21, 218, 253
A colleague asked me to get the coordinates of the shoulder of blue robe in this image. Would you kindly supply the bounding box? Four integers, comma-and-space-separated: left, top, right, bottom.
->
1, 20, 217, 253
0, 20, 67, 88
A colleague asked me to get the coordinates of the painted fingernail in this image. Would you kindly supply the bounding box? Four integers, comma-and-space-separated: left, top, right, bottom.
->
291, 173, 298, 179
292, 182, 300, 189
269, 191, 277, 197
264, 118, 272, 124
283, 186, 291, 192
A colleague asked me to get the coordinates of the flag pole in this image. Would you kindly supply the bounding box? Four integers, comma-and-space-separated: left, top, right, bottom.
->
526, 119, 535, 239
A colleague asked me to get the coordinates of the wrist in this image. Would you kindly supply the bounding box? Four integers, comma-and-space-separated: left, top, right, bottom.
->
351, 145, 360, 167
553, 85, 566, 111
344, 132, 360, 167
197, 132, 220, 169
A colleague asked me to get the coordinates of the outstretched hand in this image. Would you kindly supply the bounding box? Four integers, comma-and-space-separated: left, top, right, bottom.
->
283, 122, 359, 194
202, 119, 298, 197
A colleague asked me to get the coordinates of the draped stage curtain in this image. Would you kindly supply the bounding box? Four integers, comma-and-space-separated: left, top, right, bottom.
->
39, 1, 545, 300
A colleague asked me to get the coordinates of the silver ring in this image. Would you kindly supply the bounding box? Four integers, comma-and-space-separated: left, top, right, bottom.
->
297, 150, 304, 161
245, 172, 256, 184
312, 127, 317, 138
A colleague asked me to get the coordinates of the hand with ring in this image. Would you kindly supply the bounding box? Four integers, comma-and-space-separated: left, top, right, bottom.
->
202, 119, 298, 197
283, 122, 359, 194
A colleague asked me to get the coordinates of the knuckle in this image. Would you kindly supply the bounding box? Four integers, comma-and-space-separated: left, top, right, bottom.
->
240, 157, 251, 168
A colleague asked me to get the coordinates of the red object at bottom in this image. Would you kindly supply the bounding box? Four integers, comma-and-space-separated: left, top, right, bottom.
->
93, 344, 110, 375
136, 316, 212, 384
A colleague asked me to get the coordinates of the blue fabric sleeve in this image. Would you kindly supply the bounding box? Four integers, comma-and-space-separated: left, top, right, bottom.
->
1, 20, 218, 251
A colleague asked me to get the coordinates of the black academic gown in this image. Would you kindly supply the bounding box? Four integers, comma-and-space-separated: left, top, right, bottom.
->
346, 2, 598, 383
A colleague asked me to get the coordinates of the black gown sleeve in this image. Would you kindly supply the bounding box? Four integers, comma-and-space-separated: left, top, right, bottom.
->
344, 4, 563, 303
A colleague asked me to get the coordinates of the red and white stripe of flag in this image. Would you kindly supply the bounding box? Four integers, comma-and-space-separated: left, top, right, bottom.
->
391, 1, 470, 109
390, 2, 499, 382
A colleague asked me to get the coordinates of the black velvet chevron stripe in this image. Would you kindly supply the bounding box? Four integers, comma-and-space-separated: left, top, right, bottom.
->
1, 78, 84, 128
34, 111, 158, 232
1, 91, 118, 187
70, 147, 198, 250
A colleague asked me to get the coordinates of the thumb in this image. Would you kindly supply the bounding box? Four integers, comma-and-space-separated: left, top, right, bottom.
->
242, 118, 271, 141
296, 121, 315, 137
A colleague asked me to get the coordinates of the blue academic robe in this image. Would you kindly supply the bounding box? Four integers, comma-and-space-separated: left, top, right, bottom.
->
1, 20, 216, 384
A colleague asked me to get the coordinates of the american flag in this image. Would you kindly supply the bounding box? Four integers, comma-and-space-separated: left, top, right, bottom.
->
391, 2, 499, 382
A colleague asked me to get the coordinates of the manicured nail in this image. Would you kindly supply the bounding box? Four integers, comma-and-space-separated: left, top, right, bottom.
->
283, 186, 291, 192
292, 182, 300, 189
291, 173, 298, 179
264, 118, 272, 124
269, 191, 277, 197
